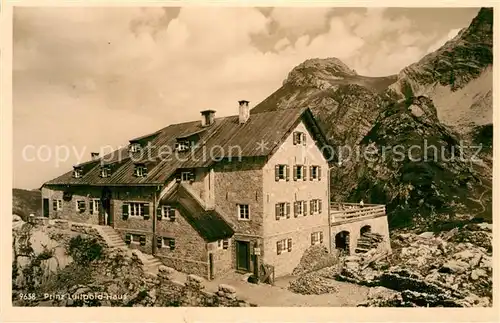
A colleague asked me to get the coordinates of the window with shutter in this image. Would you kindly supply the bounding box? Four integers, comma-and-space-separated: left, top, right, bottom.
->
156, 236, 162, 249
52, 200, 57, 211
139, 235, 146, 246
169, 239, 176, 250
125, 234, 131, 244
318, 200, 323, 214
89, 200, 94, 215
276, 241, 282, 255
293, 165, 297, 181
156, 207, 162, 220
223, 239, 229, 250
169, 208, 176, 221
287, 238, 292, 252
318, 167, 322, 181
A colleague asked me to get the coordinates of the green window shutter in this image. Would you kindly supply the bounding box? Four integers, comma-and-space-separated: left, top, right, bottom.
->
292, 132, 297, 145
303, 166, 307, 181
89, 200, 94, 215
169, 208, 176, 221
189, 171, 195, 182
293, 202, 298, 218
275, 165, 279, 181
285, 165, 290, 181
309, 166, 313, 181
139, 235, 146, 246
287, 238, 292, 252
156, 236, 162, 249
122, 204, 129, 220
319, 200, 323, 214
293, 165, 297, 181
156, 207, 162, 220
303, 133, 307, 146
169, 239, 176, 250
303, 201, 307, 215
310, 200, 314, 215
143, 203, 150, 219
175, 172, 181, 182
223, 239, 229, 250
125, 234, 131, 244
318, 167, 322, 181
320, 232, 324, 243
275, 204, 280, 220
286, 202, 290, 218
53, 200, 57, 211
311, 233, 314, 245
276, 241, 281, 255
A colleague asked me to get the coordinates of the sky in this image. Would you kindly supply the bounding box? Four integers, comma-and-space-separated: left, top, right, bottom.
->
13, 6, 480, 189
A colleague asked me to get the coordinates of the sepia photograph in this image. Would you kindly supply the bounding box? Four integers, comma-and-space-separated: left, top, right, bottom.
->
7, 4, 494, 311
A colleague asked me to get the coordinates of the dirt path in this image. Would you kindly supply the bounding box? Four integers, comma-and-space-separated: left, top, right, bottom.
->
169, 270, 369, 307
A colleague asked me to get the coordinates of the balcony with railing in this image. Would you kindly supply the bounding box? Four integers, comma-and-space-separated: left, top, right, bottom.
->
330, 202, 386, 223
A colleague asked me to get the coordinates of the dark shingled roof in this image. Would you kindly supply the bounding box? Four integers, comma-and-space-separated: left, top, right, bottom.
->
44, 107, 330, 186
167, 184, 234, 242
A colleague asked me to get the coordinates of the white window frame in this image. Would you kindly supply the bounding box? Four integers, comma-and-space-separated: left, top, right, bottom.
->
312, 199, 320, 214
135, 165, 146, 177
56, 199, 62, 211
128, 202, 144, 217
130, 143, 141, 153
217, 240, 223, 249
162, 205, 174, 219
176, 140, 190, 152
278, 164, 286, 180
296, 201, 304, 216
92, 199, 100, 213
73, 169, 82, 178
311, 232, 321, 245
100, 167, 111, 178
181, 171, 192, 182
277, 238, 291, 253
279, 203, 286, 218
76, 200, 86, 211
237, 204, 250, 220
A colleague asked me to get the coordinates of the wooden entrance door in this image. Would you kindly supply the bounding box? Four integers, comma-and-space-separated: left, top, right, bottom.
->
236, 241, 250, 271
43, 198, 50, 218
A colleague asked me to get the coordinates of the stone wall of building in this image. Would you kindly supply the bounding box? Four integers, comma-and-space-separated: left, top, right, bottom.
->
213, 158, 265, 237
41, 186, 103, 225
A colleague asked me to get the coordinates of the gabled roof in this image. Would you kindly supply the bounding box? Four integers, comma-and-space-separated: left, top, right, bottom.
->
43, 107, 331, 186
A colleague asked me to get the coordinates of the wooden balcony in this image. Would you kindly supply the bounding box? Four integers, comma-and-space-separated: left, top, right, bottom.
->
330, 202, 386, 223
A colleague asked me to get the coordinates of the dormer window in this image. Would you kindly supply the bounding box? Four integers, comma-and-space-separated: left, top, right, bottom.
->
134, 164, 148, 177
175, 140, 191, 152
73, 168, 82, 178
100, 166, 111, 178
129, 143, 141, 153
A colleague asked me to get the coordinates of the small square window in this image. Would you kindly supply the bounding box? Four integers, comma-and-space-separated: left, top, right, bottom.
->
134, 165, 147, 177
76, 200, 86, 212
181, 171, 192, 182
311, 166, 319, 179
73, 168, 82, 178
129, 143, 141, 153
238, 204, 249, 220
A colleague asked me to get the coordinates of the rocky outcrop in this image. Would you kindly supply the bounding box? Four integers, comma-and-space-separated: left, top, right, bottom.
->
336, 224, 492, 307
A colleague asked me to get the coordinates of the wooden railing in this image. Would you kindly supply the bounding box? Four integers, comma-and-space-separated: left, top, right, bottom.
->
330, 203, 386, 223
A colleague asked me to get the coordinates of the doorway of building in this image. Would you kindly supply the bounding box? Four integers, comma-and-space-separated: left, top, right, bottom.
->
335, 231, 350, 254
236, 240, 250, 272
43, 198, 50, 218
100, 187, 112, 226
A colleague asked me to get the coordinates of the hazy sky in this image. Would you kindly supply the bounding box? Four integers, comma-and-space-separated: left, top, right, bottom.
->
13, 7, 480, 189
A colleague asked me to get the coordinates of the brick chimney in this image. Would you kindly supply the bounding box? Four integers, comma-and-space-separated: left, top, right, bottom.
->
238, 100, 250, 124
200, 110, 216, 127
91, 152, 100, 160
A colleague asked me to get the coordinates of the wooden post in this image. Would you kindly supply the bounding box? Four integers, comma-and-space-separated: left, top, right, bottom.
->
253, 241, 260, 284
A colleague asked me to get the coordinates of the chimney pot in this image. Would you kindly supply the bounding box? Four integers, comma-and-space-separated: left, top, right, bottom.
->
238, 100, 250, 124
200, 110, 216, 127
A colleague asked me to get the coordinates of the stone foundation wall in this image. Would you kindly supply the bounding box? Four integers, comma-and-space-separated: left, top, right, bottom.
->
156, 255, 209, 279
330, 215, 391, 255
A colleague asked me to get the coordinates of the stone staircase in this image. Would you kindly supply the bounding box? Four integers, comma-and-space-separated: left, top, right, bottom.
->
355, 232, 384, 254
142, 254, 163, 274
99, 226, 127, 249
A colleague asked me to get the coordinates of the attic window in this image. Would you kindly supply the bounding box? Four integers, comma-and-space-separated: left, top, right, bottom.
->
100, 166, 111, 178
73, 168, 82, 178
134, 164, 148, 177
293, 131, 306, 145
129, 143, 141, 153
175, 140, 191, 152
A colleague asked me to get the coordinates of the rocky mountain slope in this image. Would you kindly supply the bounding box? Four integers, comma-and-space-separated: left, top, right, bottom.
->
253, 8, 493, 228
13, 188, 42, 220
387, 8, 493, 133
